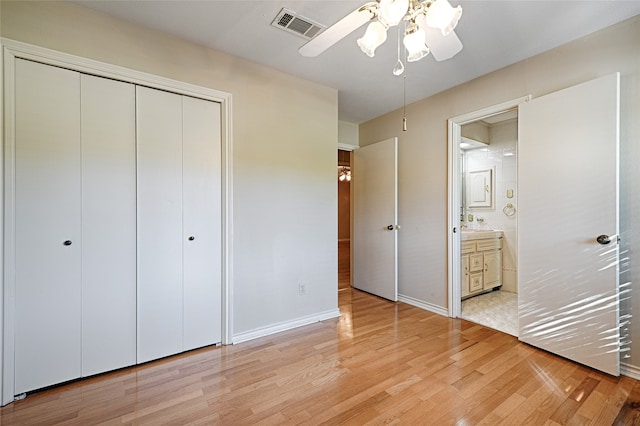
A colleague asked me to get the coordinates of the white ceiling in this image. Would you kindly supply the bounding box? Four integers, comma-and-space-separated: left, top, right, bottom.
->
74, 1, 640, 124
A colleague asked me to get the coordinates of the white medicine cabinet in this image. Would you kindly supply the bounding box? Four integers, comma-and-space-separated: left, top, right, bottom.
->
466, 168, 494, 208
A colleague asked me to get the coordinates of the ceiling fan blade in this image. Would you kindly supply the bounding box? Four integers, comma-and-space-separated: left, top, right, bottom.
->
416, 15, 463, 61
299, 2, 377, 58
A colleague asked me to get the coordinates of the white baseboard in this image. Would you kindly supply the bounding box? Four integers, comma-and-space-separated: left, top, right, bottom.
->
398, 294, 449, 317
621, 361, 640, 380
232, 309, 341, 344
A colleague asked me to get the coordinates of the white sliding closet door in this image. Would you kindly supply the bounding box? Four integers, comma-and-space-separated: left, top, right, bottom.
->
81, 74, 137, 376
136, 86, 184, 363
14, 59, 82, 393
182, 97, 222, 350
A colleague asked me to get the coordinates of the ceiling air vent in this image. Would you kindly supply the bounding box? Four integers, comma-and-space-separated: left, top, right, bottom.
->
271, 8, 325, 40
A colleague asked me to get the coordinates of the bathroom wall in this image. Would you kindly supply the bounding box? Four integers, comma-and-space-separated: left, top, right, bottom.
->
461, 122, 489, 144
463, 119, 518, 292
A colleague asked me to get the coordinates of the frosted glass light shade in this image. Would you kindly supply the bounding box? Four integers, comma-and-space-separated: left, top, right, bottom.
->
378, 0, 410, 27
357, 21, 388, 57
426, 0, 462, 36
403, 27, 429, 62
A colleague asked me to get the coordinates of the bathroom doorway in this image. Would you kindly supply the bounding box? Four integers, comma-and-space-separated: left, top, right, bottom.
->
459, 111, 518, 335
447, 96, 530, 336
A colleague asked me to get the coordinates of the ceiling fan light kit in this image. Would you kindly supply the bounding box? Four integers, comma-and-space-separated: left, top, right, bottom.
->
357, 21, 389, 57
378, 0, 410, 26
425, 0, 463, 35
403, 22, 430, 62
300, 0, 463, 76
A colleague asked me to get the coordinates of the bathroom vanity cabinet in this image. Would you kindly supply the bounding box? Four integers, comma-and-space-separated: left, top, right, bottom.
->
461, 232, 502, 298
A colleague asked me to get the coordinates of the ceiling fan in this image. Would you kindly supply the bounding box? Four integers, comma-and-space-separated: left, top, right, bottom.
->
299, 0, 463, 75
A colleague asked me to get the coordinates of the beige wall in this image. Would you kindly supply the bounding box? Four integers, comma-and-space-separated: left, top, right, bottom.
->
360, 16, 640, 368
1, 2, 339, 337
338, 120, 359, 146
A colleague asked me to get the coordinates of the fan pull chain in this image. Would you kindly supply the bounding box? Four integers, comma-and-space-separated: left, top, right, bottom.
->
393, 24, 405, 76
403, 74, 407, 131
402, 22, 408, 131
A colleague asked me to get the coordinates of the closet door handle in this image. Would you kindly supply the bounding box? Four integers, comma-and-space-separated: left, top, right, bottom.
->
63, 240, 72, 246
188, 236, 195, 241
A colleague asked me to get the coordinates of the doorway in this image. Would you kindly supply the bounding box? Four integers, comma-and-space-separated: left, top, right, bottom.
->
338, 149, 351, 291
447, 96, 530, 332
449, 75, 621, 376
458, 110, 518, 336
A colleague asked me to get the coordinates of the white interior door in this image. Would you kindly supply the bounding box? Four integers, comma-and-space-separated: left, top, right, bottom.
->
80, 74, 137, 376
353, 137, 398, 301
518, 73, 620, 376
14, 59, 82, 393
182, 96, 222, 350
136, 86, 184, 363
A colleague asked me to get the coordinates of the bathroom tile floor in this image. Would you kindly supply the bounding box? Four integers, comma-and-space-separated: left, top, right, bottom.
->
461, 290, 518, 336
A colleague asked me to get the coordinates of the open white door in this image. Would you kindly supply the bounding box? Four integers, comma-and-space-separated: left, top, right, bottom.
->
353, 138, 398, 301
519, 73, 620, 376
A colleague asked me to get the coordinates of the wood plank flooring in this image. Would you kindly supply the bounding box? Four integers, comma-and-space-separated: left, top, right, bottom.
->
338, 240, 350, 290
2, 288, 640, 425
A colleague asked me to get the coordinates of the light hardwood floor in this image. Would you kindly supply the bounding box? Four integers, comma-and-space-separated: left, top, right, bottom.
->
1, 289, 639, 425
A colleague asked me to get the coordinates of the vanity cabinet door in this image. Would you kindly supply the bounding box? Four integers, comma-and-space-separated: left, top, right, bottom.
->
461, 255, 470, 297
483, 250, 502, 289
469, 253, 484, 273
469, 273, 483, 292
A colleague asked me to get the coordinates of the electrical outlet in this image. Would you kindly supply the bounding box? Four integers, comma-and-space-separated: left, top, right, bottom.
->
299, 283, 306, 295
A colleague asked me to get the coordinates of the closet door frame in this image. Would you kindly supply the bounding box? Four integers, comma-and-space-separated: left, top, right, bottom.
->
1, 38, 234, 406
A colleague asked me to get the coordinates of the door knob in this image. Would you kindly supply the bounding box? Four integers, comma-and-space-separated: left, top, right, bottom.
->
386, 225, 399, 231
63, 240, 72, 246
188, 236, 195, 241
596, 234, 611, 245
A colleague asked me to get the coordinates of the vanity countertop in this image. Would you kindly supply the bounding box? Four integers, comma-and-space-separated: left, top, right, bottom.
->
461, 230, 503, 241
